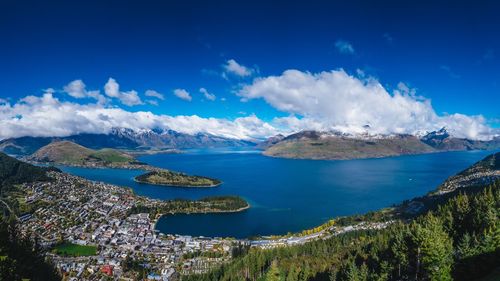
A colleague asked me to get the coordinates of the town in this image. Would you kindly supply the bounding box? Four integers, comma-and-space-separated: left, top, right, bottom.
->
16, 171, 243, 280
14, 170, 396, 280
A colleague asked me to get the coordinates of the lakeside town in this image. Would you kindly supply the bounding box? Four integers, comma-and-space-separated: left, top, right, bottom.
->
10, 169, 395, 280
13, 171, 243, 280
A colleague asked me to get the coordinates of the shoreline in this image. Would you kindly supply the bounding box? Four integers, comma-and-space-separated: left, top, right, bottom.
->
29, 160, 223, 188
153, 203, 251, 234
261, 147, 499, 161
134, 177, 222, 188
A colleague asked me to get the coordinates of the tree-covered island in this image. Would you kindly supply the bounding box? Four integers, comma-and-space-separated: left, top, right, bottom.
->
135, 170, 221, 187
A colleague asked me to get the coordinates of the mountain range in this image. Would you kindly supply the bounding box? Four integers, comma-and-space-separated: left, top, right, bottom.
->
262, 128, 500, 160
1, 127, 499, 160
0, 127, 254, 156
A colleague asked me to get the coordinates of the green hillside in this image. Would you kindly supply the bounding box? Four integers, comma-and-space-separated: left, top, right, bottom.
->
0, 152, 52, 188
29, 140, 134, 166
89, 148, 134, 163
0, 153, 60, 280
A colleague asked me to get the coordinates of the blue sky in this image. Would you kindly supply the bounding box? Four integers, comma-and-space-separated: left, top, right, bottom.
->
0, 0, 499, 140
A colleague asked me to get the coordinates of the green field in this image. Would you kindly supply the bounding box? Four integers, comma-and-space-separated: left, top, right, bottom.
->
52, 242, 97, 257
90, 148, 133, 163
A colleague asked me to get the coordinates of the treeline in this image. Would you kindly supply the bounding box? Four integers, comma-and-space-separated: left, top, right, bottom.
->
0, 218, 60, 280
129, 196, 249, 218
199, 196, 249, 210
0, 153, 61, 280
183, 180, 500, 281
0, 152, 57, 192
135, 170, 221, 187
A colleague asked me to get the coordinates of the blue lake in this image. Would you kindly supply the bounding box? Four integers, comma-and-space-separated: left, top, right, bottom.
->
59, 149, 495, 238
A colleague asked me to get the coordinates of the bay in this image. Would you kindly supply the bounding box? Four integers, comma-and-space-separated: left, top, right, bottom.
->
59, 149, 494, 238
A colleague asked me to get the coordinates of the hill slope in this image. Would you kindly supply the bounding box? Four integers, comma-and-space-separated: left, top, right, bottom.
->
28, 141, 134, 166
0, 152, 53, 188
264, 129, 500, 160
264, 131, 436, 160
0, 153, 60, 280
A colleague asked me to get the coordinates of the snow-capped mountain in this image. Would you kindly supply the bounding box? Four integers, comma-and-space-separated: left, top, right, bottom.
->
0, 127, 255, 156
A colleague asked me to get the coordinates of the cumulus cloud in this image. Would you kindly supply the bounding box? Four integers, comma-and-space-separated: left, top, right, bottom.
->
0, 90, 277, 140
0, 74, 496, 142
199, 88, 216, 101
145, 89, 164, 100
104, 78, 143, 106
63, 79, 107, 104
238, 69, 497, 140
173, 88, 192, 101
335, 40, 355, 55
119, 90, 143, 106
63, 80, 87, 98
223, 59, 253, 77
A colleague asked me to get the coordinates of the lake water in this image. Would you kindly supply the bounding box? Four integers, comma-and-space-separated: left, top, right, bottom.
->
59, 149, 495, 238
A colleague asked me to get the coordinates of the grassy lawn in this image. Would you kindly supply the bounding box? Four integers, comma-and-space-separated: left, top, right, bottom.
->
52, 242, 97, 257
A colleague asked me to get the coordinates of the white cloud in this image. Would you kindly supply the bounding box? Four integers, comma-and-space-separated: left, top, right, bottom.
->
104, 78, 143, 106
145, 89, 164, 100
63, 79, 106, 103
0, 91, 276, 140
63, 80, 87, 98
173, 88, 192, 101
104, 78, 121, 98
0, 75, 496, 142
223, 59, 252, 77
335, 40, 355, 55
239, 69, 497, 140
119, 90, 143, 106
199, 88, 216, 101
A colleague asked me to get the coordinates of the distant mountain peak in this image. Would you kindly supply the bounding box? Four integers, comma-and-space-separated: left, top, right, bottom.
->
421, 127, 451, 142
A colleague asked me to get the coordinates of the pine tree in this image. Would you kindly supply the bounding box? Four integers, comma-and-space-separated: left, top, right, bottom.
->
456, 233, 477, 259
390, 224, 408, 278
411, 213, 453, 281
265, 260, 281, 281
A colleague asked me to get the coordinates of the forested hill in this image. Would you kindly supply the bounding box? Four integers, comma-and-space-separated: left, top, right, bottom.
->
0, 153, 60, 280
436, 151, 500, 195
0, 152, 55, 188
185, 153, 500, 281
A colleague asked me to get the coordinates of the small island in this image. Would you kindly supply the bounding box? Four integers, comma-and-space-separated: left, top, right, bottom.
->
26, 140, 223, 188
135, 170, 221, 187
